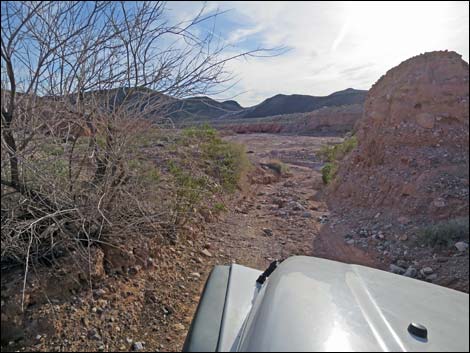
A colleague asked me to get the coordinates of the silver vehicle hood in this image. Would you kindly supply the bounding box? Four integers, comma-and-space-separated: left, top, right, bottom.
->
218, 256, 469, 352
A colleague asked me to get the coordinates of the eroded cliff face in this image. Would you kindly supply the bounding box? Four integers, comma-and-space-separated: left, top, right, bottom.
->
330, 51, 469, 221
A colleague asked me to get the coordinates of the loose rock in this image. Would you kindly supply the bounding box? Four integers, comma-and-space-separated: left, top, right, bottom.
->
455, 242, 469, 252
404, 267, 417, 278
200, 249, 212, 257
389, 264, 406, 275
262, 228, 273, 236
132, 342, 144, 351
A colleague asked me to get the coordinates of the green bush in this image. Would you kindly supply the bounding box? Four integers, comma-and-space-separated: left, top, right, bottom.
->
182, 124, 217, 141
321, 162, 338, 185
319, 135, 357, 162
168, 160, 212, 225
319, 135, 357, 184
418, 217, 469, 248
182, 125, 251, 192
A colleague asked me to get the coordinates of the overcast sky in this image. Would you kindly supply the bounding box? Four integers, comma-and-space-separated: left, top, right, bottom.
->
167, 1, 469, 106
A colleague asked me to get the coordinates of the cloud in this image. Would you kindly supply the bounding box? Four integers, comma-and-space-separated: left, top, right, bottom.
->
331, 21, 351, 52
168, 1, 470, 106
226, 24, 265, 45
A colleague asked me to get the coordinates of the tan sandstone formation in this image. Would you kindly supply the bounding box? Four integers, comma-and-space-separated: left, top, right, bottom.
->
329, 51, 469, 221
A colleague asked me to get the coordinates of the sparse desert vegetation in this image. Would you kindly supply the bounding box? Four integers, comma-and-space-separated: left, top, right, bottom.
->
1, 1, 469, 352
319, 135, 357, 184
418, 217, 469, 248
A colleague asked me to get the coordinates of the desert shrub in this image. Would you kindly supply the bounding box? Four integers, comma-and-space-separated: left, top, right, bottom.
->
182, 125, 251, 192
264, 159, 289, 176
204, 139, 251, 192
321, 162, 338, 185
319, 135, 357, 184
319, 135, 358, 162
182, 124, 218, 141
168, 161, 212, 226
418, 217, 469, 248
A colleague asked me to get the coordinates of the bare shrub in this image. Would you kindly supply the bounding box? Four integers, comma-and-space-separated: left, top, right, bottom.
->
1, 1, 273, 279
418, 217, 469, 248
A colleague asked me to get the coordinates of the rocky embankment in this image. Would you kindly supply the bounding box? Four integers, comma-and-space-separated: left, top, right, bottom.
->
325, 50, 469, 291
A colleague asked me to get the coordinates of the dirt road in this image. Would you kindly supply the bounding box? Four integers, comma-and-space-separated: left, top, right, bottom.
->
211, 133, 382, 270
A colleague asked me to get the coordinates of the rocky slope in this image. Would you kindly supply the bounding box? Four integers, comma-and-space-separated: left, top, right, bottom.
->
325, 51, 469, 291
331, 51, 469, 220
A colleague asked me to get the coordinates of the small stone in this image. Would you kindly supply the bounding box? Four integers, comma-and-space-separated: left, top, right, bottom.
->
302, 211, 313, 218
389, 264, 406, 275
173, 323, 185, 332
128, 265, 142, 276
132, 342, 144, 351
201, 249, 212, 257
455, 242, 469, 252
397, 259, 408, 268
426, 274, 438, 282
292, 202, 304, 211
404, 267, 417, 278
95, 288, 106, 297
317, 215, 329, 223
88, 329, 101, 341
421, 267, 434, 276
398, 234, 408, 241
190, 273, 201, 279
433, 198, 446, 208
262, 228, 273, 236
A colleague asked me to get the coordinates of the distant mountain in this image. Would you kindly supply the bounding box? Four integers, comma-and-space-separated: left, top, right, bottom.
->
40, 87, 366, 123
226, 88, 367, 119
165, 96, 244, 121
71, 87, 244, 122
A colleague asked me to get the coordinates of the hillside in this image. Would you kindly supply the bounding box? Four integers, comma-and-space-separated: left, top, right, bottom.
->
322, 51, 469, 292
78, 87, 366, 123
165, 96, 244, 122
226, 88, 367, 119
